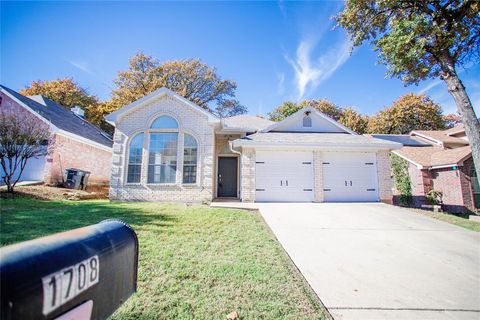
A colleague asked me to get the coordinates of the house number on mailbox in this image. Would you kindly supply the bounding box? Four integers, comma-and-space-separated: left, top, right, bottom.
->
42, 255, 100, 315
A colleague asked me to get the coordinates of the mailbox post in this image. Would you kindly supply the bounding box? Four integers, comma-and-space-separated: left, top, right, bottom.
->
0, 220, 138, 320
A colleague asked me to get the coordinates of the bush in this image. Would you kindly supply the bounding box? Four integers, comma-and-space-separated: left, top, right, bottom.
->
426, 190, 443, 205
391, 154, 412, 205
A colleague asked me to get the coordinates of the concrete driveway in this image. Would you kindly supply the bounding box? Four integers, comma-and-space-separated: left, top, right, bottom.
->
258, 203, 480, 320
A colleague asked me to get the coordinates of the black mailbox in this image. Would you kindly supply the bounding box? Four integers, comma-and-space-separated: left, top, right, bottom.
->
0, 220, 138, 320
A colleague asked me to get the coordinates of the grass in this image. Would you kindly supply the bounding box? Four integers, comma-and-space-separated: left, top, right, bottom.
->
406, 208, 480, 232
0, 197, 328, 320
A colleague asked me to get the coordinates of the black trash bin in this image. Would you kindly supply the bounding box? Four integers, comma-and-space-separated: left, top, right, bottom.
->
64, 168, 91, 190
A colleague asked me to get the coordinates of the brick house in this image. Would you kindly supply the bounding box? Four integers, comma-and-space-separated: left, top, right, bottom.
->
372, 126, 479, 213
0, 85, 112, 186
105, 87, 401, 203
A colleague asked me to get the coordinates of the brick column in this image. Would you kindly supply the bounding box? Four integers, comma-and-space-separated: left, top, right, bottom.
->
377, 150, 393, 204
240, 148, 255, 202
313, 151, 324, 202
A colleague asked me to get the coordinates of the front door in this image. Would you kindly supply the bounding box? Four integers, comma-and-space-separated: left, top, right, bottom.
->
218, 157, 238, 198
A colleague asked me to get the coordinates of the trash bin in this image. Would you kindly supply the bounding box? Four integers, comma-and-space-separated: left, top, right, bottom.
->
64, 168, 90, 190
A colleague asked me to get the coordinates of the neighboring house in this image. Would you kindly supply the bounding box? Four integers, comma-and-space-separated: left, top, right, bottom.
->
372, 125, 479, 213
106, 87, 401, 203
0, 85, 113, 185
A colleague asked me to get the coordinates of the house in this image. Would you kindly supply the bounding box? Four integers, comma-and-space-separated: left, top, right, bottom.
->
0, 85, 112, 185
372, 125, 479, 213
106, 87, 401, 202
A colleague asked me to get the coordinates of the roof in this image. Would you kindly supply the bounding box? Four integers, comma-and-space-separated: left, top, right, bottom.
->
105, 87, 219, 125
233, 132, 402, 150
370, 134, 431, 147
1, 85, 112, 148
394, 145, 471, 168
411, 130, 469, 146
222, 115, 274, 132
444, 124, 465, 136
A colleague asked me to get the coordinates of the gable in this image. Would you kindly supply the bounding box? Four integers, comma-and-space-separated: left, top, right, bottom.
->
262, 106, 355, 134
105, 87, 219, 125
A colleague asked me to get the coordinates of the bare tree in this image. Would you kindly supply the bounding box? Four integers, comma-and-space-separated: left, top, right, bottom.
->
0, 110, 51, 193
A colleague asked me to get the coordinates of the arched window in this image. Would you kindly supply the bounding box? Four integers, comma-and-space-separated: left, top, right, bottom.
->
151, 115, 178, 129
127, 133, 144, 183
303, 116, 312, 127
183, 134, 198, 184
148, 132, 178, 183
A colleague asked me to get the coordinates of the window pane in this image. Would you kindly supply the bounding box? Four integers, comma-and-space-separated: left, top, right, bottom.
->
127, 133, 144, 183
148, 133, 178, 183
150, 116, 179, 129
183, 134, 197, 184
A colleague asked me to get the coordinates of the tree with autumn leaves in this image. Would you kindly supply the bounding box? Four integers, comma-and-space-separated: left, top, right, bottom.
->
21, 53, 247, 134
268, 93, 447, 135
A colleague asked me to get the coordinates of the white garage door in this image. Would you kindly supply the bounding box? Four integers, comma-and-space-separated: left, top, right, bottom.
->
323, 152, 379, 202
0, 156, 46, 182
255, 151, 314, 202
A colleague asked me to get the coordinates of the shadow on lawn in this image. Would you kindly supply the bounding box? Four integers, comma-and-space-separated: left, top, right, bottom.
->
0, 198, 177, 246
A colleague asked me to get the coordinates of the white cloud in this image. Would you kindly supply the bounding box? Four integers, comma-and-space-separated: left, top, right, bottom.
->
418, 79, 443, 94
285, 36, 351, 100
68, 60, 93, 74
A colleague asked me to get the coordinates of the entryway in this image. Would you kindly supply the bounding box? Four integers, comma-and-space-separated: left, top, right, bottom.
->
217, 157, 238, 198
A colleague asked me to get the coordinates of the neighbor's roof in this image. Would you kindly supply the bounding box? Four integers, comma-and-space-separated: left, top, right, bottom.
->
443, 124, 465, 136
222, 115, 274, 132
394, 145, 471, 168
411, 130, 469, 146
233, 132, 402, 149
369, 134, 431, 147
0, 85, 112, 148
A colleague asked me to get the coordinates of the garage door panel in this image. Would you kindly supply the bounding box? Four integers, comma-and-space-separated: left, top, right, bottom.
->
255, 151, 314, 202
323, 152, 379, 202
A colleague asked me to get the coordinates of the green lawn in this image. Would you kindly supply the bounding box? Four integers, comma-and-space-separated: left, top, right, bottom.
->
0, 197, 328, 320
406, 208, 480, 232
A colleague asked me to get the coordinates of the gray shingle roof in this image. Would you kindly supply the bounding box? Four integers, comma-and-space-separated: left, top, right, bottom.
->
1, 85, 112, 148
233, 132, 402, 148
222, 115, 274, 131
370, 134, 431, 146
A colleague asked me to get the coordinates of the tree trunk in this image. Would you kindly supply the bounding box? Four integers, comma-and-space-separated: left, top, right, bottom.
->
441, 61, 480, 180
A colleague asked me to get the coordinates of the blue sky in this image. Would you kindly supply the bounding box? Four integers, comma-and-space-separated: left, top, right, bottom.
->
1, 1, 479, 117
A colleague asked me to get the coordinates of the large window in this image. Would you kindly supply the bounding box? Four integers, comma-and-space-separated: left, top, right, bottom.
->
127, 133, 144, 183
183, 134, 198, 184
148, 133, 178, 183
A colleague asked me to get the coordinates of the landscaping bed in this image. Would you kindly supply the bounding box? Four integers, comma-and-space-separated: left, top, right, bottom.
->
0, 197, 328, 319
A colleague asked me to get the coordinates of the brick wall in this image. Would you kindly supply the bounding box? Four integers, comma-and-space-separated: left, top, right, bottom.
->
240, 148, 255, 202
376, 150, 393, 204
431, 168, 464, 212
109, 94, 215, 202
459, 157, 476, 211
44, 133, 112, 185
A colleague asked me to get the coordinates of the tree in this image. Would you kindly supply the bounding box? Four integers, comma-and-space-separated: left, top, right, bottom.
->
0, 110, 51, 193
337, 0, 480, 180
339, 107, 369, 134
20, 78, 98, 111
268, 101, 300, 121
299, 99, 343, 121
268, 99, 344, 122
443, 113, 463, 128
368, 93, 445, 134
109, 53, 247, 117
19, 78, 113, 133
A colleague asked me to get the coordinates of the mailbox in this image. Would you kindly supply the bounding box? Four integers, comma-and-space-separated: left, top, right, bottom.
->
0, 220, 138, 320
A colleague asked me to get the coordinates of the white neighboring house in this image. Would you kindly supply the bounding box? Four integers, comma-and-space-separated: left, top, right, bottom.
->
106, 87, 401, 203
